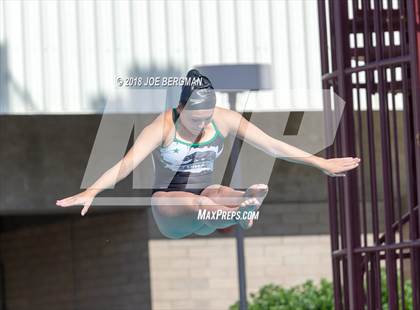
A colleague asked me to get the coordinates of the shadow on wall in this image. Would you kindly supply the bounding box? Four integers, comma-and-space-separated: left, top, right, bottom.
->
0, 46, 187, 114
0, 42, 40, 114
0, 44, 9, 114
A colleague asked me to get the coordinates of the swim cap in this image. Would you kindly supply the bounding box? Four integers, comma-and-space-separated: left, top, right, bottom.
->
179, 69, 216, 110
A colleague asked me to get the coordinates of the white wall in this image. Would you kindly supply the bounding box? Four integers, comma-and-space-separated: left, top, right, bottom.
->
0, 0, 322, 114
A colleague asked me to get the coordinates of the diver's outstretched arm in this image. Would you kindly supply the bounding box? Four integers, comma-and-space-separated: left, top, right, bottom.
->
220, 108, 360, 177
57, 112, 168, 215
86, 113, 166, 194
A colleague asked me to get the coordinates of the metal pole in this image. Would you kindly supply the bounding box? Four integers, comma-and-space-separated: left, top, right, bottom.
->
317, 1, 343, 308
235, 227, 247, 310
227, 92, 247, 310
331, 1, 363, 308
405, 0, 420, 307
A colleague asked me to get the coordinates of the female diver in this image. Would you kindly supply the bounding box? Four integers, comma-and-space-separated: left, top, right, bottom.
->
56, 69, 360, 239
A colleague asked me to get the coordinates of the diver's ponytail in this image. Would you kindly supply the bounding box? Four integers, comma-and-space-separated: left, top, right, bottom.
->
179, 69, 215, 109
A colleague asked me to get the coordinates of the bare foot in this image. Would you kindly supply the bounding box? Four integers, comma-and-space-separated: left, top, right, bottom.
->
243, 184, 269, 203
238, 184, 269, 229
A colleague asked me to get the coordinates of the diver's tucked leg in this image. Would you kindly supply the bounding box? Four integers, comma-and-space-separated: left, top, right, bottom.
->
150, 191, 240, 239
200, 184, 245, 207
201, 184, 269, 229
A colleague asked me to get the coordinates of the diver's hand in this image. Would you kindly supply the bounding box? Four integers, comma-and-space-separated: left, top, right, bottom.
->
319, 157, 361, 177
56, 189, 97, 216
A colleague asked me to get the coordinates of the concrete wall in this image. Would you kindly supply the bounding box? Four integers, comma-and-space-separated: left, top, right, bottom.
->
0, 211, 151, 310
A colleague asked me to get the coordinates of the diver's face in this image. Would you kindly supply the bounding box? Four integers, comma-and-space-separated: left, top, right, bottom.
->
179, 109, 214, 134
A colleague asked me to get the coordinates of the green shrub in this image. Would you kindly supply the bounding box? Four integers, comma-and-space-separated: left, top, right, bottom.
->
229, 279, 334, 310
230, 269, 413, 310
379, 268, 413, 310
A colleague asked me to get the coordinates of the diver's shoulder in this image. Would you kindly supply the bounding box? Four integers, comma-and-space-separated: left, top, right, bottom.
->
152, 108, 173, 123
212, 107, 233, 136
214, 106, 241, 120
214, 106, 233, 117
148, 109, 174, 135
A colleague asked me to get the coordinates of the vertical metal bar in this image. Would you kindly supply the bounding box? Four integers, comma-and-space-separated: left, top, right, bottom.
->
332, 0, 364, 308
372, 0, 399, 308
340, 257, 348, 309
386, 1, 406, 307
407, 0, 420, 223
329, 0, 348, 305
351, 0, 368, 253
360, 1, 383, 307
361, 1, 380, 250
326, 2, 349, 307
398, 0, 420, 307
338, 168, 350, 308
225, 93, 247, 310
317, 1, 343, 308
406, 0, 420, 307
332, 81, 348, 310
367, 252, 377, 310
407, 0, 420, 204
235, 227, 247, 310
350, 2, 370, 307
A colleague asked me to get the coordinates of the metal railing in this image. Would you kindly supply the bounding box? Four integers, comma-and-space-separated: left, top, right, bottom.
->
318, 0, 420, 309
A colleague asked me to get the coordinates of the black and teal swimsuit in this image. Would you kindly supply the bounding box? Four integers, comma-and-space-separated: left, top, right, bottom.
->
151, 108, 225, 195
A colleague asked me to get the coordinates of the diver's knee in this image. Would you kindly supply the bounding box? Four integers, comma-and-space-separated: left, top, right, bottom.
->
201, 184, 222, 196
206, 184, 222, 190
157, 226, 190, 239
195, 195, 212, 209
